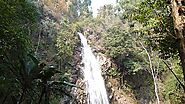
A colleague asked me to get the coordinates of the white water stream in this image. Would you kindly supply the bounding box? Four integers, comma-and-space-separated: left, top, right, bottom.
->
78, 32, 109, 104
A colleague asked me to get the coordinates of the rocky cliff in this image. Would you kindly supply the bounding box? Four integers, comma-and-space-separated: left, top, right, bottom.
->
71, 30, 137, 104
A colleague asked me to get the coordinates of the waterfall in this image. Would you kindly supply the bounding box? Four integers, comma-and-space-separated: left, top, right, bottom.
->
78, 32, 109, 104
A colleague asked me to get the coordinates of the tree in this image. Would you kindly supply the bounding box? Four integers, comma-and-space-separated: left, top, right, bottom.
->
0, 0, 39, 103
0, 0, 77, 103
118, 0, 185, 88
170, 0, 185, 90
111, 0, 185, 103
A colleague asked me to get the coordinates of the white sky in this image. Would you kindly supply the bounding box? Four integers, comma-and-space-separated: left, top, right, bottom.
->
91, 0, 117, 17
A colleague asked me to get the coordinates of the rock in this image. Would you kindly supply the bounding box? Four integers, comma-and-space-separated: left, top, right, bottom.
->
71, 32, 137, 104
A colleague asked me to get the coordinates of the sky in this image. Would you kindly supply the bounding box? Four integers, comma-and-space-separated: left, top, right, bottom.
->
91, 0, 117, 17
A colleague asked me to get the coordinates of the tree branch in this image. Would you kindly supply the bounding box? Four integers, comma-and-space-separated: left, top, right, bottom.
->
162, 60, 185, 91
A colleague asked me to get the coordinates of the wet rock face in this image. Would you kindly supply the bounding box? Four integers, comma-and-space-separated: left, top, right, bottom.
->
70, 45, 87, 104
98, 53, 136, 104
71, 31, 136, 104
71, 78, 87, 104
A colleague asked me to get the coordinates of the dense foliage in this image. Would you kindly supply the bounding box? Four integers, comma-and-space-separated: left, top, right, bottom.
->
1, 0, 185, 103
116, 0, 185, 103
0, 0, 75, 103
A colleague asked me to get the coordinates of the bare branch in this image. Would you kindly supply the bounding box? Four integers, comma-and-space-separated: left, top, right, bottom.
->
139, 41, 160, 104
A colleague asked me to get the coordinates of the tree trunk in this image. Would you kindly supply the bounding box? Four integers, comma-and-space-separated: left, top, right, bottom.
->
171, 0, 185, 89
140, 41, 160, 104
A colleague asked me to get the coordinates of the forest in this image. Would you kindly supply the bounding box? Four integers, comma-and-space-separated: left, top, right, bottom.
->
0, 0, 185, 104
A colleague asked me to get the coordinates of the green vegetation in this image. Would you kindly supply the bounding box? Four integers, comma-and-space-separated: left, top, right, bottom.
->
0, 0, 75, 103
1, 0, 185, 103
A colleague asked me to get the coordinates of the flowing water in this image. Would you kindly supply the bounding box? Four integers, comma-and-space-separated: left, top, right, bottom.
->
78, 32, 109, 104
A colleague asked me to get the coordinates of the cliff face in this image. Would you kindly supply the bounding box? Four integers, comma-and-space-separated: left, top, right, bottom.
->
98, 53, 137, 104
31, 1, 152, 103
71, 30, 137, 104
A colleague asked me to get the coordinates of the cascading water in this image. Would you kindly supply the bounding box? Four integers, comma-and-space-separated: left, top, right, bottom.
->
78, 32, 109, 104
